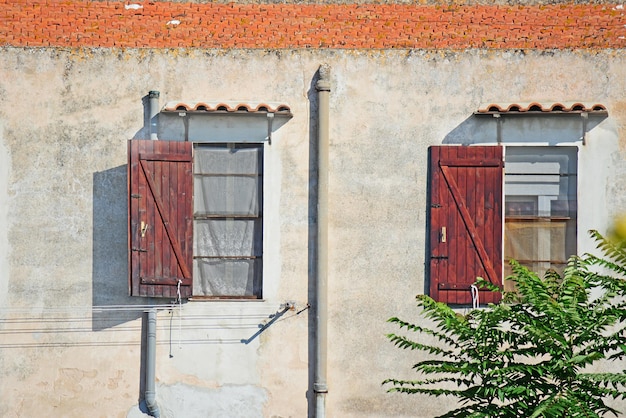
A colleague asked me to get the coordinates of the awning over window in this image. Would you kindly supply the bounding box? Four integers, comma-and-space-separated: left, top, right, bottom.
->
475, 102, 607, 115
159, 101, 293, 143
162, 101, 292, 115
473, 102, 609, 145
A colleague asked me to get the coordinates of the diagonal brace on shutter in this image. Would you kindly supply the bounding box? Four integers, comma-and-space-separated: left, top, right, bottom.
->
440, 165, 500, 286
139, 159, 192, 281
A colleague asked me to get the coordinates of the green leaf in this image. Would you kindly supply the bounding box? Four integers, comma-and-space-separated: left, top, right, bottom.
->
385, 230, 626, 417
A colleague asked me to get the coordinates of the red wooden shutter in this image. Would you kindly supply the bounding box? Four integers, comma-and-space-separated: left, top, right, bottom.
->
128, 139, 193, 298
428, 146, 503, 304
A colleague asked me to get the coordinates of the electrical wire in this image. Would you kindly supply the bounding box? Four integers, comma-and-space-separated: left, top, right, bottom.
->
0, 302, 309, 350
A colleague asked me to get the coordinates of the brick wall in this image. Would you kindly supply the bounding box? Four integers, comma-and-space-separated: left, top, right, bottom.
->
1, 0, 625, 49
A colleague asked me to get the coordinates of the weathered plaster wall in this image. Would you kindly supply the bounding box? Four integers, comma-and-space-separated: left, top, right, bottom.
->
0, 47, 625, 418
0, 119, 8, 310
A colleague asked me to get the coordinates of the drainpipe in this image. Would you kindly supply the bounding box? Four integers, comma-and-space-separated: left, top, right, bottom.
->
145, 308, 160, 418
315, 64, 331, 418
148, 90, 160, 140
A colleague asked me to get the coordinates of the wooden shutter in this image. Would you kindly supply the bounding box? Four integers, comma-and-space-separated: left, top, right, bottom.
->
128, 139, 193, 298
428, 146, 503, 304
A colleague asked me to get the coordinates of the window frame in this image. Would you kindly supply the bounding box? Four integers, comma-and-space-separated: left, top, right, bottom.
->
503, 145, 578, 288
427, 144, 579, 304
191, 142, 264, 300
128, 139, 266, 300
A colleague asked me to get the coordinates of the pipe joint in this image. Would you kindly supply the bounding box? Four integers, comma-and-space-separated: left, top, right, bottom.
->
316, 64, 331, 92
316, 80, 331, 92
314, 382, 328, 393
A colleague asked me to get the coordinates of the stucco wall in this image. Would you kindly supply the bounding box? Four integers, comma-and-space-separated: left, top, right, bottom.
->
0, 47, 625, 417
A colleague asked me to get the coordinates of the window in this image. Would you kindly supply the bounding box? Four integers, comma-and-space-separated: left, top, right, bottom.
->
503, 146, 577, 291
428, 145, 578, 304
192, 143, 263, 298
128, 139, 264, 299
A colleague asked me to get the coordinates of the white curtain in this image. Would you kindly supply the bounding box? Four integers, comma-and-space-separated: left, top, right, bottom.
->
192, 145, 262, 297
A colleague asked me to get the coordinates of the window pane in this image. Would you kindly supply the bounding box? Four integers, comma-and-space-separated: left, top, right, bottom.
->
194, 146, 262, 175
193, 258, 262, 297
505, 147, 577, 218
194, 175, 261, 216
505, 219, 570, 262
194, 219, 262, 257
192, 143, 263, 298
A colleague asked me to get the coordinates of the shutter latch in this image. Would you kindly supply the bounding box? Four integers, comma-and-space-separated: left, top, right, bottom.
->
132, 247, 148, 253
141, 221, 149, 237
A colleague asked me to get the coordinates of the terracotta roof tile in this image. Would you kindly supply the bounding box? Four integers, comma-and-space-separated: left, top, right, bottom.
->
0, 1, 624, 49
163, 101, 292, 114
476, 102, 608, 114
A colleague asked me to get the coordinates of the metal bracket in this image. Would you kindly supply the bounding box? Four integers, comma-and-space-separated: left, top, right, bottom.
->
493, 113, 502, 144
581, 112, 588, 145
266, 112, 275, 145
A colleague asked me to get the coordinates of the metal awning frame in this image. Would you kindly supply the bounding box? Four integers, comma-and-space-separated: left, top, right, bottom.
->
473, 110, 609, 146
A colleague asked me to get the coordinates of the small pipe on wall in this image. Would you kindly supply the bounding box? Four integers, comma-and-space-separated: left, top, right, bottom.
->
145, 308, 160, 417
149, 91, 160, 140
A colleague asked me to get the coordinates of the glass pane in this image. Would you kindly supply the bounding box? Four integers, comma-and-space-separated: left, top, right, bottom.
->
194, 175, 261, 216
194, 219, 262, 257
504, 219, 574, 280
193, 258, 262, 297
191, 143, 264, 298
194, 146, 262, 175
505, 146, 577, 218
503, 147, 577, 290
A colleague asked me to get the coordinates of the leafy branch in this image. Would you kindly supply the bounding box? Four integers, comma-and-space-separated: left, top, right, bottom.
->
384, 230, 626, 418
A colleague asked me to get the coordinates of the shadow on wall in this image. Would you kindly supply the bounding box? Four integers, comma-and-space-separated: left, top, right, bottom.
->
306, 68, 320, 418
443, 113, 608, 145
92, 165, 144, 331
91, 94, 167, 331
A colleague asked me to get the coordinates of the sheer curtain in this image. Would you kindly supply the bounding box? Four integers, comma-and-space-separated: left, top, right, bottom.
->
192, 145, 263, 297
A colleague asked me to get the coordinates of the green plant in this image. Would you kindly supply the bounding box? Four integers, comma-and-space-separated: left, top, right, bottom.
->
384, 230, 626, 417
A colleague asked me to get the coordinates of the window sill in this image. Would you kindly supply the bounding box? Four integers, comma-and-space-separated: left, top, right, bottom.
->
505, 216, 571, 222
188, 296, 265, 302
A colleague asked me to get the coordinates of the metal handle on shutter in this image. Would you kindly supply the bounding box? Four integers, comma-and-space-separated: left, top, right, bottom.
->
141, 221, 149, 238
441, 227, 446, 243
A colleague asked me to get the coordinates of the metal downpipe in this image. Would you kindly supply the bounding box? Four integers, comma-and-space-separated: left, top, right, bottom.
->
148, 90, 160, 140
315, 64, 331, 418
145, 308, 160, 418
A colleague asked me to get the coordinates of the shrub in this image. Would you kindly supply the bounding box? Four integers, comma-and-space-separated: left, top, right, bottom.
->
384, 230, 626, 418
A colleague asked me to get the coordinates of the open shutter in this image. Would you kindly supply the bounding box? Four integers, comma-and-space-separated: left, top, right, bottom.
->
128, 139, 193, 298
428, 146, 503, 304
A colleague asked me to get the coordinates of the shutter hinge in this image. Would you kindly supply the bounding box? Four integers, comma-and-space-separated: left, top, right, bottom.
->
131, 247, 148, 253
131, 193, 142, 199
431, 255, 448, 260
431, 203, 442, 208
